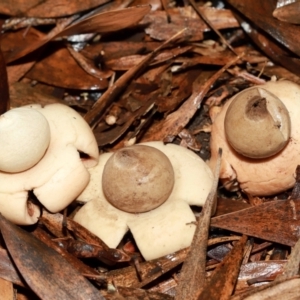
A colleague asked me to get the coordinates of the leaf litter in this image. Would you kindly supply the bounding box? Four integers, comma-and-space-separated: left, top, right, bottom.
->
1, 0, 300, 299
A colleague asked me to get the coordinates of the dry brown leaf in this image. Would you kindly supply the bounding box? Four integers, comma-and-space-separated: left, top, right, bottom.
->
83, 41, 160, 61
215, 197, 251, 216
0, 248, 24, 286
0, 278, 14, 300
105, 46, 192, 71
67, 44, 114, 79
274, 166, 300, 281
0, 47, 9, 114
0, 214, 104, 300
26, 45, 108, 90
0, 0, 110, 17
198, 235, 247, 300
94, 99, 155, 146
6, 5, 151, 63
108, 248, 189, 288
275, 238, 300, 281
141, 55, 242, 143
57, 5, 151, 37
84, 29, 186, 128
233, 11, 300, 77
102, 286, 174, 300
9, 82, 65, 108
32, 226, 103, 280
237, 260, 285, 290
175, 149, 221, 300
211, 200, 300, 246
1, 27, 44, 84
231, 277, 300, 300
141, 6, 239, 41
226, 0, 300, 57
273, 1, 300, 24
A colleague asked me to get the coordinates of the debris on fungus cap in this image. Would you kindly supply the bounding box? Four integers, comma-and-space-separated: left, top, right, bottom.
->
209, 80, 300, 196
0, 104, 99, 225
74, 141, 214, 261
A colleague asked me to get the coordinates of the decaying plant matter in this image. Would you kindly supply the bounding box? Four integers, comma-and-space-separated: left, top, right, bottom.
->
1, 1, 300, 299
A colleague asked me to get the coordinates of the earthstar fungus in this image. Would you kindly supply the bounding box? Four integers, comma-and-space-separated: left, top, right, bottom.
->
0, 104, 99, 225
224, 86, 291, 159
74, 141, 214, 260
209, 80, 300, 196
102, 145, 175, 213
0, 108, 51, 173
